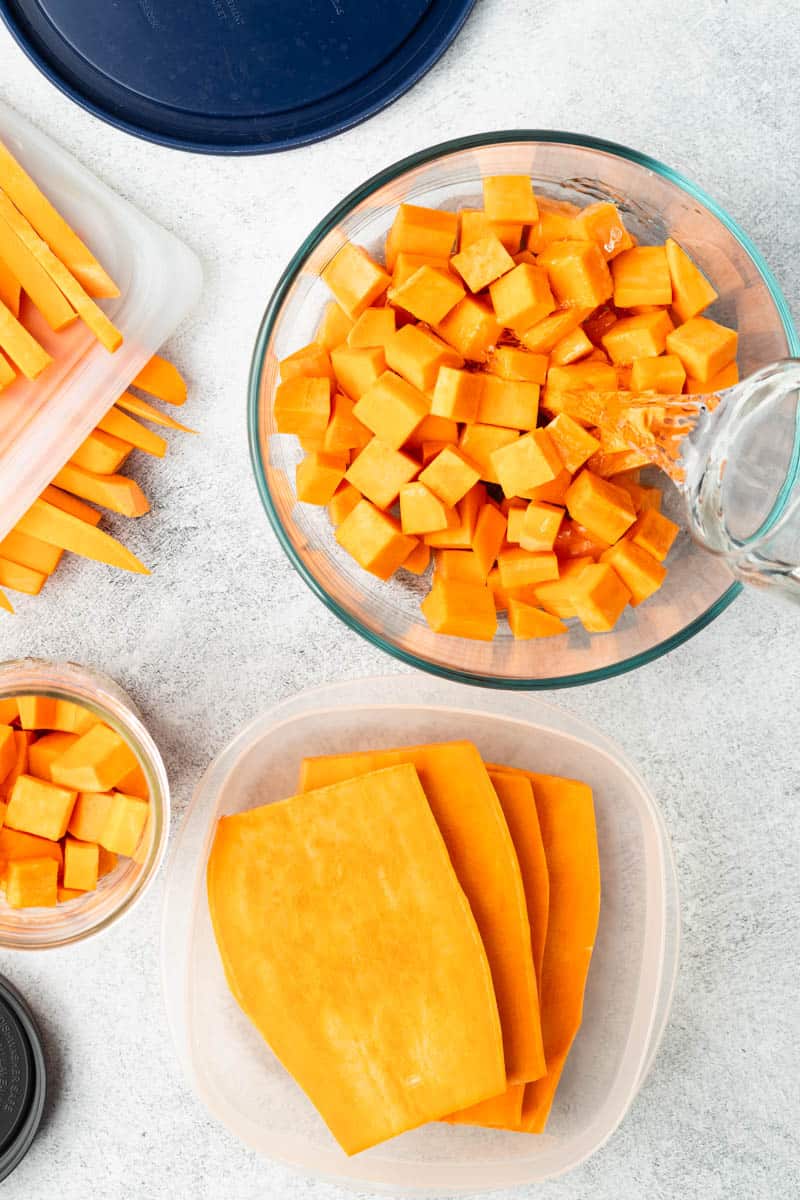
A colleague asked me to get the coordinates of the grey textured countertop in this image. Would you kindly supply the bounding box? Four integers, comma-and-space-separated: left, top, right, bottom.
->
1, 2, 799, 1197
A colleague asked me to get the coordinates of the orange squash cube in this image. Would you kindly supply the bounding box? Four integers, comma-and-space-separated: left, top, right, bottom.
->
420, 577, 497, 640
477, 375, 539, 431
630, 508, 679, 561
601, 309, 674, 365
612, 246, 672, 308
504, 503, 526, 543
16, 695, 57, 730
6, 774, 77, 840
483, 176, 538, 223
543, 361, 618, 419
458, 209, 523, 254
405, 414, 459, 451
507, 598, 567, 639
532, 560, 594, 619
666, 317, 738, 384
491, 429, 563, 497
49, 724, 139, 793
489, 264, 555, 330
518, 306, 593, 354
274, 376, 331, 438
63, 836, 99, 891
331, 345, 385, 399
520, 501, 565, 552
418, 445, 481, 508
0, 698, 19, 725
451, 233, 515, 293
321, 243, 390, 318
0, 725, 15, 784
347, 307, 396, 349
385, 324, 463, 392
545, 412, 600, 474
486, 346, 548, 384
353, 371, 429, 449
50, 700, 99, 736
391, 253, 452, 289
458, 424, 518, 484
435, 549, 488, 584
336, 499, 417, 580
6, 856, 57, 908
296, 452, 348, 505
550, 326, 593, 365
389, 265, 465, 325
400, 541, 431, 575
431, 366, 482, 422
630, 354, 686, 394
399, 483, 457, 535
328, 482, 362, 526
665, 238, 718, 323
68, 791, 114, 843
471, 503, 507, 577
315, 301, 353, 349
565, 470, 636, 544
538, 241, 613, 309
424, 483, 486, 549
345, 438, 418, 509
322, 393, 371, 455
385, 204, 458, 269
27, 731, 77, 782
685, 361, 739, 394
279, 342, 334, 383
572, 202, 633, 260
600, 539, 666, 606
571, 563, 632, 631
98, 792, 149, 857
435, 296, 502, 362
497, 547, 559, 588
526, 199, 579, 253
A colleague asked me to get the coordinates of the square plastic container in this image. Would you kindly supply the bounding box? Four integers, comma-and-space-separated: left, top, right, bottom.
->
0, 99, 202, 541
162, 676, 679, 1193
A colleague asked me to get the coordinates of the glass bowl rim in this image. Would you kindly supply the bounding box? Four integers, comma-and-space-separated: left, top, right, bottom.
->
248, 129, 800, 691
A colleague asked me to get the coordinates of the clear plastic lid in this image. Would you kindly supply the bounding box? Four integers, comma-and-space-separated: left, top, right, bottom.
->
0, 99, 202, 541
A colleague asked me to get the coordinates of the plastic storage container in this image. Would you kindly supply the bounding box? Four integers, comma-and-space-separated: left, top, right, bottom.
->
0, 658, 170, 950
0, 99, 202, 541
162, 676, 679, 1193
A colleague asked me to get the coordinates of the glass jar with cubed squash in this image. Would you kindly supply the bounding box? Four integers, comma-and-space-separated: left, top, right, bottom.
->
0, 659, 169, 948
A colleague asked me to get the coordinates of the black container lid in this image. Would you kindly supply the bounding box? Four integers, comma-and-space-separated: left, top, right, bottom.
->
0, 976, 46, 1184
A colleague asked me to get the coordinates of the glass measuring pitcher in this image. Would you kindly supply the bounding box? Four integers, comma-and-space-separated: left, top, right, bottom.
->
640, 360, 800, 601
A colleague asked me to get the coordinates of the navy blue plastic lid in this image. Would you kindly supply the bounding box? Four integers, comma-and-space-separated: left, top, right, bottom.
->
0, 0, 476, 154
0, 976, 46, 1184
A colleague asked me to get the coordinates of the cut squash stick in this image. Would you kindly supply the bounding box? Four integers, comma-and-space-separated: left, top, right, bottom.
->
51, 464, 150, 518
0, 297, 52, 379
97, 407, 167, 457
0, 207, 76, 329
0, 350, 16, 389
0, 258, 20, 316
0, 147, 119, 298
446, 768, 550, 1129
300, 741, 545, 1085
0, 557, 46, 595
115, 391, 197, 433
0, 530, 63, 575
40, 485, 102, 526
208, 764, 506, 1156
490, 765, 600, 1134
0, 191, 121, 352
131, 355, 187, 406
16, 500, 149, 574
71, 430, 132, 475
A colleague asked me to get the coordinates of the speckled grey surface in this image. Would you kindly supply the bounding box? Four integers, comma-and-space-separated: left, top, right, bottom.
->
1, 2, 799, 1197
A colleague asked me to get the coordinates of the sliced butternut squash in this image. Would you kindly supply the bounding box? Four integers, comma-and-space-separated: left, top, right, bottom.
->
16, 499, 149, 573
131, 355, 187, 406
97, 407, 167, 457
208, 763, 506, 1155
0, 206, 77, 329
0, 296, 52, 379
51, 464, 150, 518
0, 147, 120, 297
300, 741, 545, 1085
115, 392, 196, 432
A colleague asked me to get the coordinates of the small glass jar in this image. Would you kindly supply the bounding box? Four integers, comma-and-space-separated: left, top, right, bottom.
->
0, 658, 169, 950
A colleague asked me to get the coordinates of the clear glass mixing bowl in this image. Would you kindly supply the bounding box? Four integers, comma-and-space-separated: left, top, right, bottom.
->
249, 132, 798, 688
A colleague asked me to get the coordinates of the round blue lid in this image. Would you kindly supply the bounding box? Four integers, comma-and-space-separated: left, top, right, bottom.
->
0, 0, 476, 153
